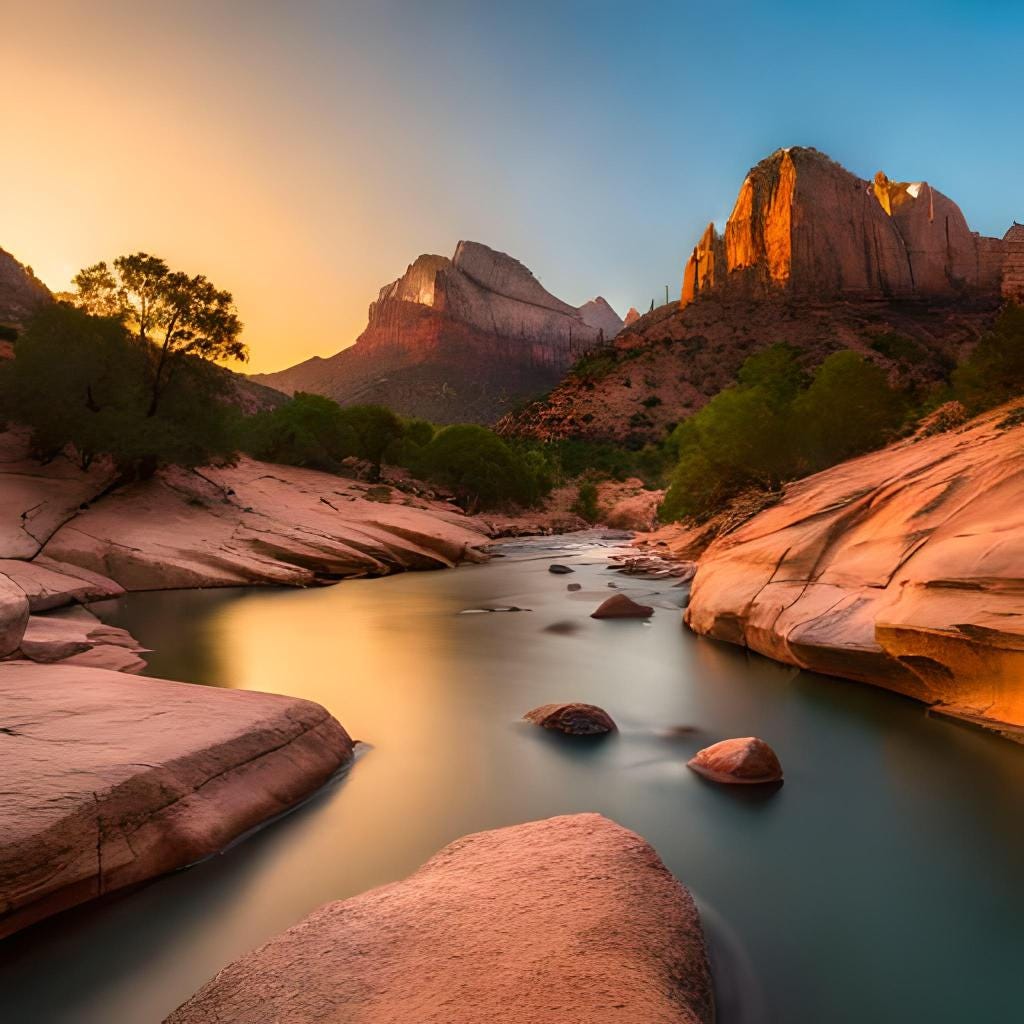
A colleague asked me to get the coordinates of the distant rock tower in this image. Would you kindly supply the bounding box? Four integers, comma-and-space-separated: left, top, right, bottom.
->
679, 147, 1017, 308
1003, 223, 1024, 302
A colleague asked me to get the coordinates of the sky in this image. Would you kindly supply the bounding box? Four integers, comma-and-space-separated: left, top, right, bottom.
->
2, 1, 1022, 373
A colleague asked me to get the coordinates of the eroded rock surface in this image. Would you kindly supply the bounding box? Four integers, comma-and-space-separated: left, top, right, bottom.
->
524, 702, 616, 734
0, 663, 354, 938
165, 813, 713, 1024
685, 403, 1024, 738
39, 457, 491, 591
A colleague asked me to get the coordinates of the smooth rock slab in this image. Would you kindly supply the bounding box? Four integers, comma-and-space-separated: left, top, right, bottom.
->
591, 593, 654, 619
524, 702, 617, 735
0, 664, 354, 938
166, 813, 714, 1024
687, 737, 783, 785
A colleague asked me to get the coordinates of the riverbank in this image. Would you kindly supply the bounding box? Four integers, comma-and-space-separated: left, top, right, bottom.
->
639, 401, 1024, 742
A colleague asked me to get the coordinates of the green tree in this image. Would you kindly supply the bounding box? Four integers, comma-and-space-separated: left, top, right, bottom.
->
793, 351, 905, 469
70, 252, 246, 416
418, 425, 546, 510
240, 393, 359, 470
952, 303, 1024, 412
338, 404, 404, 479
0, 304, 235, 471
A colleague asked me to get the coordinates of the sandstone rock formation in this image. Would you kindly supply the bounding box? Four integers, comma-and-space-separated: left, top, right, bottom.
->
623, 306, 641, 326
0, 247, 51, 328
165, 814, 714, 1024
252, 242, 609, 424
0, 663, 353, 938
681, 148, 1015, 307
523, 702, 617, 734
685, 401, 1024, 740
687, 737, 783, 784
591, 593, 653, 619
0, 425, 491, 599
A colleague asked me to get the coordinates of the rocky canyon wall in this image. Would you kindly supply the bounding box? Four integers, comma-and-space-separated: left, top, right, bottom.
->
681, 148, 1019, 307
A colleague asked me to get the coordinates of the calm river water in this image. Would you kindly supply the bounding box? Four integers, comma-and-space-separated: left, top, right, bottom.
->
2, 534, 1023, 1023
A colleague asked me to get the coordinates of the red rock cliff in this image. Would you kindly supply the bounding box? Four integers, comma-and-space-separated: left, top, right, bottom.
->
682, 148, 1016, 306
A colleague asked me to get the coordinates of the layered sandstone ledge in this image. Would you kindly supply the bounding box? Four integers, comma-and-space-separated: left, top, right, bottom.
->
166, 813, 713, 1024
0, 427, 490, 611
684, 403, 1024, 739
0, 663, 354, 938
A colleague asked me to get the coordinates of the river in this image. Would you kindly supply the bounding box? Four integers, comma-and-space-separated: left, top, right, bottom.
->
2, 534, 1022, 1022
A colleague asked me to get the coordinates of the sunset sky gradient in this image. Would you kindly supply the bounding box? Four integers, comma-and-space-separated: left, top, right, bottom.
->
2, 0, 1022, 372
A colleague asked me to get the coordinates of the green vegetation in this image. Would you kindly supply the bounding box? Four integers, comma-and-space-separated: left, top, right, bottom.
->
70, 252, 246, 416
0, 304, 237, 472
412, 425, 551, 511
659, 345, 906, 522
571, 480, 599, 522
952, 304, 1024, 413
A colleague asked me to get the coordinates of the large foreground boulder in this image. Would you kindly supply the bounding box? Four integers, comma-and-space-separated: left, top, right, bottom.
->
0, 664, 354, 938
166, 813, 713, 1024
686, 402, 1024, 738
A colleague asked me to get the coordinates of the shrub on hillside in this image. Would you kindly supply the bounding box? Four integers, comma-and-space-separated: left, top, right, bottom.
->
952, 304, 1024, 413
660, 345, 906, 522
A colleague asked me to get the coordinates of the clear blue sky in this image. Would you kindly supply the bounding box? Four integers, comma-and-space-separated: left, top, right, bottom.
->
3, 0, 1022, 369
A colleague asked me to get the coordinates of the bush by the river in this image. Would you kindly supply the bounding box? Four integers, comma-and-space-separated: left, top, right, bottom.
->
660, 345, 907, 522
952, 303, 1024, 413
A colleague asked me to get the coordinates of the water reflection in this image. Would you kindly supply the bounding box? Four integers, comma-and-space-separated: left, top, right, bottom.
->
2, 538, 1023, 1023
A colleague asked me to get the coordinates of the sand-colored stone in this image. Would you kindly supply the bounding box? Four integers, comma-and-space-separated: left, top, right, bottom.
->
40, 457, 490, 591
0, 663, 354, 938
165, 814, 713, 1024
685, 402, 1024, 736
524, 702, 617, 735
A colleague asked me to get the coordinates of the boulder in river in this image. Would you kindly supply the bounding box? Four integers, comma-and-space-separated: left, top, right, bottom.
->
0, 663, 354, 939
591, 593, 654, 619
687, 737, 783, 785
567, 582, 582, 591
524, 702, 617, 735
165, 813, 714, 1024
548, 563, 574, 574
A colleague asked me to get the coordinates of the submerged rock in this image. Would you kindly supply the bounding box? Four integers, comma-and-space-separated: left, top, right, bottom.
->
567, 582, 582, 591
548, 563, 574, 574
591, 593, 654, 619
687, 737, 783, 785
0, 663, 354, 939
165, 814, 714, 1024
523, 702, 616, 735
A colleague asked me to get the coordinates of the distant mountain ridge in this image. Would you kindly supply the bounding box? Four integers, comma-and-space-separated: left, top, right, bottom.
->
253, 241, 623, 423
0, 248, 51, 329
